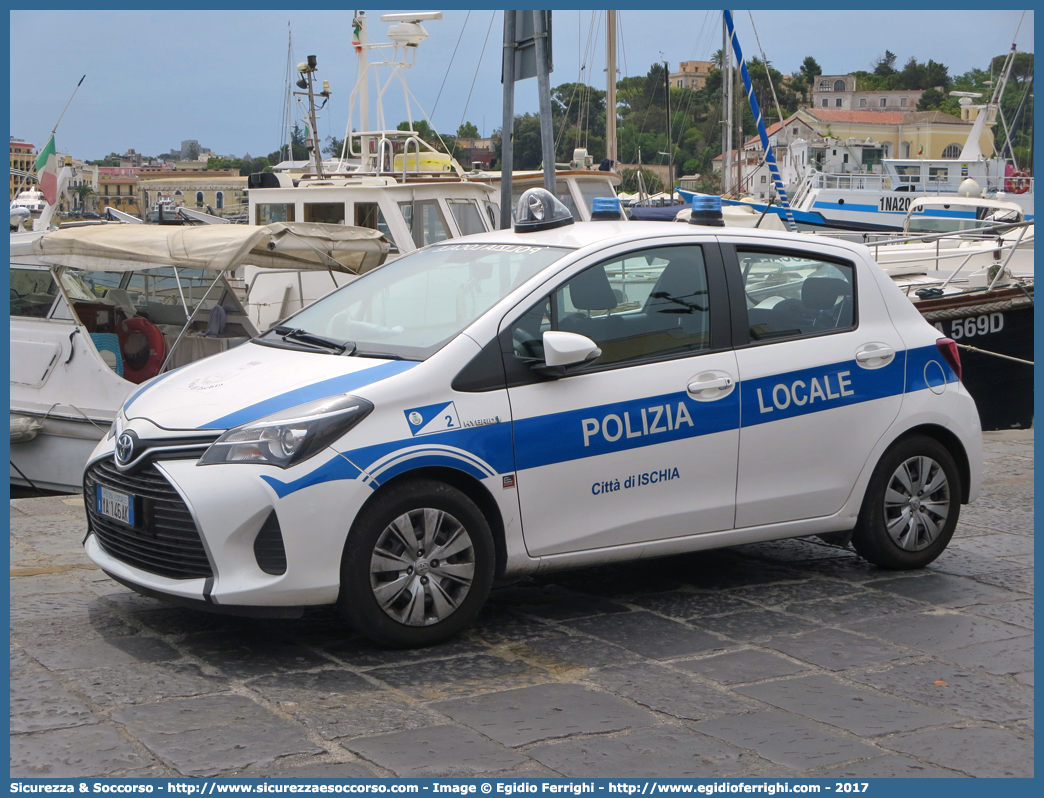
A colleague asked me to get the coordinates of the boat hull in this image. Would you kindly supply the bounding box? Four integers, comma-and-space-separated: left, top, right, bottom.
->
9, 413, 107, 493
917, 286, 1034, 431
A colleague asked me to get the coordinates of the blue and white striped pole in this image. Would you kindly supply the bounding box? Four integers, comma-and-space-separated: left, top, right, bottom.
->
723, 10, 798, 232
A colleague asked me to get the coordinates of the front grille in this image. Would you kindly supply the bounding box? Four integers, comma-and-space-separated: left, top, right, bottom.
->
85, 458, 213, 580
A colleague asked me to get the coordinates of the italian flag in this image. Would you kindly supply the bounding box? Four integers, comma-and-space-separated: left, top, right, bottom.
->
34, 134, 59, 205
352, 23, 362, 54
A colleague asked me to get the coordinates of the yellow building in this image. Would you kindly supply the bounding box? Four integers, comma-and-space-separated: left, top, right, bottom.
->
97, 167, 140, 215
795, 108, 993, 161
137, 171, 248, 217
669, 60, 714, 91
10, 136, 36, 199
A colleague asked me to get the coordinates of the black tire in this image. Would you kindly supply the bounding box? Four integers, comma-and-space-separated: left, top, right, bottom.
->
851, 434, 961, 569
338, 479, 494, 648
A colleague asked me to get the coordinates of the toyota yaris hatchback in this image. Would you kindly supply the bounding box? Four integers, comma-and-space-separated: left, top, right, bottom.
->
84, 190, 982, 647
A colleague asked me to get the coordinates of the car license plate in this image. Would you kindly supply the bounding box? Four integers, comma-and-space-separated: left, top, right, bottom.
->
97, 485, 134, 526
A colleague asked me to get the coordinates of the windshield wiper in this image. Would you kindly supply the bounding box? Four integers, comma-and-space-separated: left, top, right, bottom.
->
271, 327, 356, 355
353, 351, 408, 360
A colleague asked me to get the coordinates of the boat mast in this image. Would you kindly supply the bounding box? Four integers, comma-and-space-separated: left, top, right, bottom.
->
295, 56, 326, 178
606, 11, 617, 167
723, 9, 797, 231
722, 15, 732, 194
355, 12, 371, 171
664, 59, 673, 200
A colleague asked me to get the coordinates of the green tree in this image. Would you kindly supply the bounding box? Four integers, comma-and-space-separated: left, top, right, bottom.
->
205, 155, 272, 176
916, 87, 946, 111
551, 81, 607, 162
397, 119, 441, 144
71, 183, 94, 212
745, 57, 796, 124
990, 52, 1033, 83
492, 113, 545, 170
898, 57, 925, 90
620, 167, 664, 194
267, 124, 309, 163
457, 121, 479, 139
873, 50, 898, 77
323, 135, 345, 157
923, 59, 950, 89
789, 73, 809, 104
799, 56, 822, 84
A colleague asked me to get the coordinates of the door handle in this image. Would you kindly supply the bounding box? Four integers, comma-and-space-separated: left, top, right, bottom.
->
688, 376, 733, 392
856, 345, 894, 362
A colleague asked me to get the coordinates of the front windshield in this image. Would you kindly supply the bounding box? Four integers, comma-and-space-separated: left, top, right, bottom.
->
280, 242, 570, 360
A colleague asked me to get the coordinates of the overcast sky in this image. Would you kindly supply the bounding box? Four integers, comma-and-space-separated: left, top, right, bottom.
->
9, 8, 1033, 161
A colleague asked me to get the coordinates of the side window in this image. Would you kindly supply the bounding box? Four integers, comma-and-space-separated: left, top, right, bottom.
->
399, 200, 450, 247
256, 203, 295, 224
509, 245, 711, 369
447, 199, 487, 236
354, 202, 398, 253
304, 202, 345, 224
10, 268, 59, 318
737, 248, 855, 342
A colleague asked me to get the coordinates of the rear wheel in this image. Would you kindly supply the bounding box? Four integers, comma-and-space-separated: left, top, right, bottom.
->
338, 479, 494, 648
852, 435, 961, 569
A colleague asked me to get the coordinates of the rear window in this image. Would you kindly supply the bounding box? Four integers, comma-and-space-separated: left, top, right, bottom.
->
736, 248, 856, 342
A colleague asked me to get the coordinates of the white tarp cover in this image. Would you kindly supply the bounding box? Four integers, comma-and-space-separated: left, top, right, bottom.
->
31, 222, 390, 274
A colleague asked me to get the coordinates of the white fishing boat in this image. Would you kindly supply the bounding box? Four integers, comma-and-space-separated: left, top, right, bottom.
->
830, 194, 1032, 282
807, 195, 1033, 431
241, 12, 622, 331
10, 222, 388, 493
713, 42, 1033, 232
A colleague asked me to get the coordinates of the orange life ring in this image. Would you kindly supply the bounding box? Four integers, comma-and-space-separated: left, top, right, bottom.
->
116, 317, 166, 384
1005, 170, 1031, 194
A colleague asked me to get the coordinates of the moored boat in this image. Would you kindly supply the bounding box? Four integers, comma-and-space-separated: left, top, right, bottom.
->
10, 222, 389, 493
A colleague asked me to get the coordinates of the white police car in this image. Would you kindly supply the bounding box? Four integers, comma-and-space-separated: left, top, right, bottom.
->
84, 189, 982, 647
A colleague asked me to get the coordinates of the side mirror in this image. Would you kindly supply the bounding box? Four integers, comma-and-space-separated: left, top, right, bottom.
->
533, 331, 601, 377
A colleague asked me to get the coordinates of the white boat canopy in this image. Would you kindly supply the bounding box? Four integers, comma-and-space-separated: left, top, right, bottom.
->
29, 222, 390, 274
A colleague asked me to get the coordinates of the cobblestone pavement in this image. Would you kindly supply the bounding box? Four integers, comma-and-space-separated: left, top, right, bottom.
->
10, 431, 1033, 778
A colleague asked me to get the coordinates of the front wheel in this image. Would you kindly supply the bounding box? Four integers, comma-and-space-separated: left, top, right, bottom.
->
338, 479, 495, 648
851, 435, 961, 569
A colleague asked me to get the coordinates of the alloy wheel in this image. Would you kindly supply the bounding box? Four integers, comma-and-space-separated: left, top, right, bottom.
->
883, 455, 951, 552
369, 508, 476, 626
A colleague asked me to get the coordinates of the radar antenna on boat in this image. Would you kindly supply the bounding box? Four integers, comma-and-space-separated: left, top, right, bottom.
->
338, 11, 462, 178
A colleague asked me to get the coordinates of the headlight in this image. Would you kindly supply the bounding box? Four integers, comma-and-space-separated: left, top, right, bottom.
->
198, 395, 373, 469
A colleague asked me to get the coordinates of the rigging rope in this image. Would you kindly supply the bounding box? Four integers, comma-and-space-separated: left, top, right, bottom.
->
955, 343, 1033, 366
748, 11, 787, 136
458, 12, 496, 136
432, 11, 470, 118
554, 11, 600, 155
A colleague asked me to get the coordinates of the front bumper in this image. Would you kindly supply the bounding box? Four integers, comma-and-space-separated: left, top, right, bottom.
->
84, 443, 374, 609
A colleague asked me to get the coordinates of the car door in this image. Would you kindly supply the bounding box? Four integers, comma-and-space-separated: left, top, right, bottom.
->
723, 239, 907, 528
501, 240, 740, 557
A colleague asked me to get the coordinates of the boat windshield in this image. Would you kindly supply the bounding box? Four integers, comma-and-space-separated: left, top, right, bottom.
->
576, 177, 620, 215
906, 206, 1022, 236
276, 243, 571, 360
59, 267, 230, 318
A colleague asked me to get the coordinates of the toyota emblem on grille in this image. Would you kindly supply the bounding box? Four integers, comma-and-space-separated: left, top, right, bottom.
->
115, 433, 135, 465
